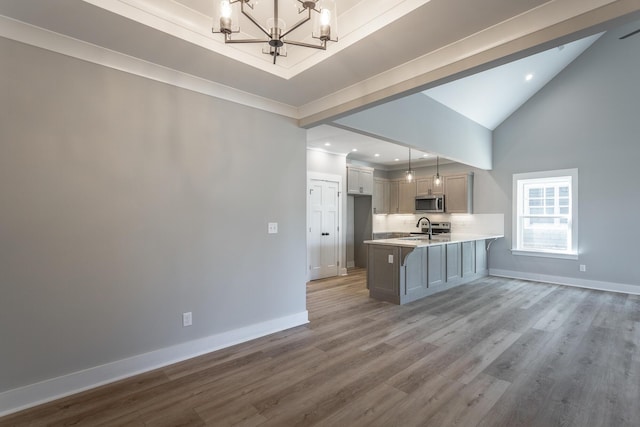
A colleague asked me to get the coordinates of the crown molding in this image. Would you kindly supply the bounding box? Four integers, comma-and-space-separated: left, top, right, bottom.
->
0, 14, 299, 118
298, 0, 640, 127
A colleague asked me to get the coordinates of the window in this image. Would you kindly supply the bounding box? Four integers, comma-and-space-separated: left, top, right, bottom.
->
512, 169, 578, 259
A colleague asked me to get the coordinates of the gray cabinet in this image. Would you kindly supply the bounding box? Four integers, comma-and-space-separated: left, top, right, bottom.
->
347, 166, 373, 195
405, 250, 426, 296
444, 173, 473, 213
416, 177, 444, 196
461, 241, 476, 277
476, 240, 487, 274
366, 237, 494, 305
367, 245, 399, 302
384, 180, 416, 214
427, 245, 445, 288
373, 179, 389, 214
397, 180, 416, 213
446, 243, 462, 282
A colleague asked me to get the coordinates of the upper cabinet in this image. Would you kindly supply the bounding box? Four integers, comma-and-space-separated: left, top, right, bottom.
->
371, 170, 473, 215
347, 166, 373, 195
373, 179, 390, 214
416, 177, 444, 196
385, 180, 416, 214
444, 173, 474, 213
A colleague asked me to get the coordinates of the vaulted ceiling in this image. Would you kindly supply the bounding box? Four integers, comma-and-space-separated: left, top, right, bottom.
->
1, 0, 638, 128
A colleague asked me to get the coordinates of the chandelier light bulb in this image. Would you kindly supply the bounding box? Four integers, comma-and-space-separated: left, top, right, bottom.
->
320, 9, 331, 26
218, 0, 233, 33
220, 1, 232, 18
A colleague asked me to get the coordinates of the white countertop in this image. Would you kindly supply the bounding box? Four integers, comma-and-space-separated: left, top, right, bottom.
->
364, 233, 504, 248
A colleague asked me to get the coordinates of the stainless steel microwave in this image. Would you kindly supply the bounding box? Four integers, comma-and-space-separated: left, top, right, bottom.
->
415, 195, 445, 213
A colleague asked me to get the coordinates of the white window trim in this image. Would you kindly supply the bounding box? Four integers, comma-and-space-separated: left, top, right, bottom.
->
512, 168, 578, 260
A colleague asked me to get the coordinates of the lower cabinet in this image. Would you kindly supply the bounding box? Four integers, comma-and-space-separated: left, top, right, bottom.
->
367, 239, 489, 304
462, 241, 476, 277
367, 245, 399, 302
446, 243, 462, 282
427, 245, 445, 288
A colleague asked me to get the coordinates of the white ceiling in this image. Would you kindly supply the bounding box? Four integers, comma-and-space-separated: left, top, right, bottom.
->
309, 31, 604, 166
0, 0, 630, 126
0, 0, 636, 170
423, 33, 602, 130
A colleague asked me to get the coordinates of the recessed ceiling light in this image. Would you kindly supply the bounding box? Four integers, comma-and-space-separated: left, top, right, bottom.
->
352, 148, 357, 152
394, 158, 400, 162
525, 73, 534, 81
324, 142, 331, 146
374, 153, 380, 157
423, 154, 429, 158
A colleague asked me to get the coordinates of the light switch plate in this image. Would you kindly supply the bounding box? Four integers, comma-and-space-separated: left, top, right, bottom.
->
268, 222, 278, 234
388, 254, 393, 263
182, 312, 192, 327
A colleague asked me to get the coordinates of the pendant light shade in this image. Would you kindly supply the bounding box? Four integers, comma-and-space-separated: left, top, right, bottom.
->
406, 148, 415, 183
433, 156, 442, 188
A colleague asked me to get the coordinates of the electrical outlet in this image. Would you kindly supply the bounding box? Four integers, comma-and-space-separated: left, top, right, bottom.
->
579, 264, 586, 272
268, 222, 278, 234
182, 312, 192, 327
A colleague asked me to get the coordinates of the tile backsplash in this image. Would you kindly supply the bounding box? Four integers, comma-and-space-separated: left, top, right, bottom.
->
373, 213, 504, 235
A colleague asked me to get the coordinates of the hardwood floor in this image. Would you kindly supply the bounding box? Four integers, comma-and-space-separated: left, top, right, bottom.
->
2, 270, 639, 426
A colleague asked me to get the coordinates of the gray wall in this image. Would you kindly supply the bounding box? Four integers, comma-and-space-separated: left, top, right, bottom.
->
487, 22, 640, 287
0, 38, 307, 392
334, 93, 493, 169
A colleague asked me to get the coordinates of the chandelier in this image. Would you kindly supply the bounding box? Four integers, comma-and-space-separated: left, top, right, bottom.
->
212, 0, 338, 64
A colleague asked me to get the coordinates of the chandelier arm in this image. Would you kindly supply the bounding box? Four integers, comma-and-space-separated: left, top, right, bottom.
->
280, 10, 311, 39
283, 39, 326, 50
240, 1, 270, 38
225, 38, 271, 44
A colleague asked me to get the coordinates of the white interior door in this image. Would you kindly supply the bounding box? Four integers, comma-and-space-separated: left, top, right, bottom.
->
309, 178, 340, 280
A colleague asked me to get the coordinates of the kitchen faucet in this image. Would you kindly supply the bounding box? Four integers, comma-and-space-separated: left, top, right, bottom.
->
416, 216, 432, 240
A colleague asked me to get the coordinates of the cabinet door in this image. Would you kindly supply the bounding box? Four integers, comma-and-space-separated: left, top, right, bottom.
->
446, 243, 461, 282
432, 176, 445, 195
398, 181, 416, 213
373, 179, 389, 214
476, 240, 487, 273
360, 169, 373, 195
444, 174, 472, 213
461, 241, 476, 277
388, 181, 399, 213
367, 245, 399, 299
416, 178, 432, 197
347, 168, 360, 194
404, 249, 426, 295
427, 245, 445, 287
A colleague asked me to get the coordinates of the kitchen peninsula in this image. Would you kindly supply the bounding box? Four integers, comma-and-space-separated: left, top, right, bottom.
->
364, 233, 503, 304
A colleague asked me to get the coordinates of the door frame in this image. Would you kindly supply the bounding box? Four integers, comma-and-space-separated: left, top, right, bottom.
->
307, 172, 344, 281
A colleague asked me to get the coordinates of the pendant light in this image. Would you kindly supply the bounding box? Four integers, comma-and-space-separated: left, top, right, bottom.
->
433, 156, 442, 188
406, 148, 414, 183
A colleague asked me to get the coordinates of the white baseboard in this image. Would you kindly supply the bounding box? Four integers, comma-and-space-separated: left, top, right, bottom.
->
0, 311, 308, 417
346, 261, 355, 269
340, 267, 349, 276
490, 269, 640, 295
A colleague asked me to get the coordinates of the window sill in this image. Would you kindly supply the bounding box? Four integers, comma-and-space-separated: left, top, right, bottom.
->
511, 249, 578, 260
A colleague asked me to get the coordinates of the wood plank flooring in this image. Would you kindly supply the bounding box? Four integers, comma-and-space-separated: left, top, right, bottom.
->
2, 270, 639, 426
